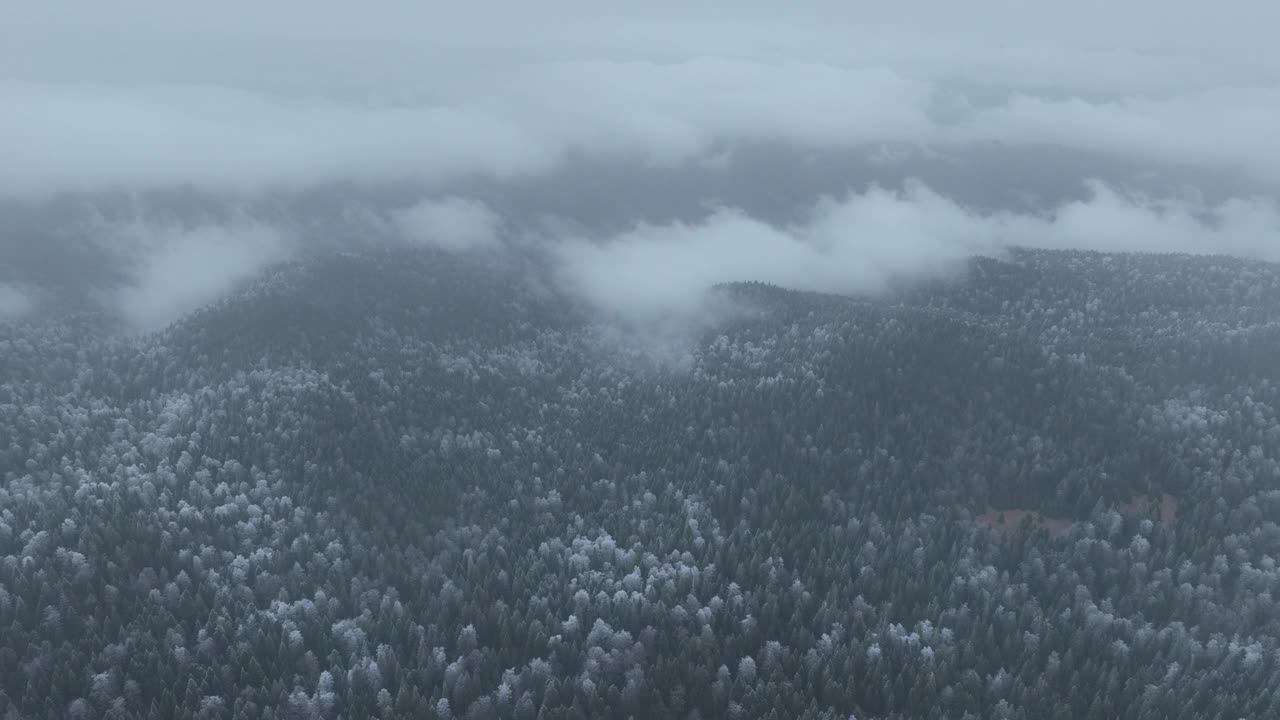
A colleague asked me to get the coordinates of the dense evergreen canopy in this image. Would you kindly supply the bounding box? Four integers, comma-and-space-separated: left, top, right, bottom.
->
2, 247, 1279, 719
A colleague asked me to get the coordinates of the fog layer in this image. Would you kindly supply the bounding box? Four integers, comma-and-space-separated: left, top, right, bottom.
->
556, 183, 1280, 321
3, 2, 1277, 326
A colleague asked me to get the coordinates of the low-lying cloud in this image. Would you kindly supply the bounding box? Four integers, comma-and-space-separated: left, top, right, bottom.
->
7, 65, 1280, 198
1013, 182, 1280, 258
0, 284, 34, 322
555, 182, 1280, 321
109, 220, 291, 331
393, 197, 501, 252
553, 184, 977, 320
4, 1, 1279, 329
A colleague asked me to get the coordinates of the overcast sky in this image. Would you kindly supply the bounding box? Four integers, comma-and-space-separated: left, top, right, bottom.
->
3, 1, 1279, 327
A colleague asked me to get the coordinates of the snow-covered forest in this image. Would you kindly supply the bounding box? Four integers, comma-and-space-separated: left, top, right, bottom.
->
3, 247, 1280, 719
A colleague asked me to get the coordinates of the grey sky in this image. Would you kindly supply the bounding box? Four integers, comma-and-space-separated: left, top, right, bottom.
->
3, 1, 1278, 326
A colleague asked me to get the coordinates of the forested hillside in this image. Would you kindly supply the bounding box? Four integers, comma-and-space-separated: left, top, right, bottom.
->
3, 248, 1280, 719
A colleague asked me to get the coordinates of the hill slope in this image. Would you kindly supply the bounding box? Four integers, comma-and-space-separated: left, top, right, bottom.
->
2, 248, 1279, 719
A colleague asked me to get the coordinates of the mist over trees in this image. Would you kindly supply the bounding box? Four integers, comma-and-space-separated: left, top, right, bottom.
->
2, 247, 1279, 718
5, 2, 1280, 717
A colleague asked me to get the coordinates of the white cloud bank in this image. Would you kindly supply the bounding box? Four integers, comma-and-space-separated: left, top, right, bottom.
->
110, 221, 291, 331
0, 284, 34, 322
393, 197, 501, 252
555, 182, 1280, 321
3, 1, 1279, 327
5, 65, 1280, 197
1, 2, 1279, 197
